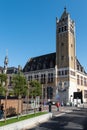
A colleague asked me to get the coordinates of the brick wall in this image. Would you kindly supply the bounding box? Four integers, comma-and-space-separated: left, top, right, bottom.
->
0, 99, 23, 116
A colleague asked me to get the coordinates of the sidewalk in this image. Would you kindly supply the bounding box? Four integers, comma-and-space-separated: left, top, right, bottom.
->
52, 106, 77, 117
0, 106, 77, 130
0, 113, 52, 130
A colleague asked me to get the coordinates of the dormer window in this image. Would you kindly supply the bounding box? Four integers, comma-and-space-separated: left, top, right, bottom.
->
50, 61, 53, 68
43, 63, 46, 69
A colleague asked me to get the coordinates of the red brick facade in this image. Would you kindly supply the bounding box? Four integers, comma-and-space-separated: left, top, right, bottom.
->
0, 99, 23, 116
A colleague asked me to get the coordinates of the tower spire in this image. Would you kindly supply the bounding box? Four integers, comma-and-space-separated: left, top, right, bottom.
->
6, 49, 8, 57
64, 6, 66, 13
3, 49, 9, 74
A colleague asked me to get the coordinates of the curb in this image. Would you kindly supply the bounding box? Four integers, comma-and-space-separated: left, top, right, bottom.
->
0, 113, 52, 130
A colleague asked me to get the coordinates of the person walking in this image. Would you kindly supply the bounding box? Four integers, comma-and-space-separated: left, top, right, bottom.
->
56, 102, 60, 111
0, 104, 4, 119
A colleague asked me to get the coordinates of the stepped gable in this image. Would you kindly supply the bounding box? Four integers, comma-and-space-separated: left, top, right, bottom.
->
23, 52, 56, 72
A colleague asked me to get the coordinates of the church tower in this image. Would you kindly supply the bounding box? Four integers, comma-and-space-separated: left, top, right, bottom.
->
56, 8, 76, 104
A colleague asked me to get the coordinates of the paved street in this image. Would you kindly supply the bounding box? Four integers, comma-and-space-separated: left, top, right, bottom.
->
25, 106, 87, 130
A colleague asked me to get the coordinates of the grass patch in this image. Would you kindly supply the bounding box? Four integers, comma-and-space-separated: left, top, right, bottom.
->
0, 112, 47, 127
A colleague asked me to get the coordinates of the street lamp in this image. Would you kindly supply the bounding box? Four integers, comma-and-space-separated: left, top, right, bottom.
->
4, 55, 8, 122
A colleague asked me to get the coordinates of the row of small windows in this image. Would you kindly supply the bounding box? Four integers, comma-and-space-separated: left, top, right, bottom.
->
8, 70, 75, 86
61, 43, 73, 48
28, 73, 54, 84
58, 70, 68, 76
77, 75, 87, 86
29, 70, 75, 80
61, 42, 72, 46
60, 56, 73, 61
58, 26, 67, 33
58, 70, 75, 76
31, 70, 75, 77
77, 65, 84, 73
57, 26, 74, 34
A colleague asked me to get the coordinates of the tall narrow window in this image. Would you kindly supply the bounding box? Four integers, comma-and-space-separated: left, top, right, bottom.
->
47, 86, 53, 99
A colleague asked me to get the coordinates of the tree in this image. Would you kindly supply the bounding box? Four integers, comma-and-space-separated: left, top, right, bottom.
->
0, 73, 8, 122
29, 80, 42, 97
29, 80, 42, 113
12, 73, 28, 119
0, 74, 7, 96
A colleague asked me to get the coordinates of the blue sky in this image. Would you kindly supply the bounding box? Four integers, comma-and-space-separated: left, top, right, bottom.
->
0, 0, 87, 71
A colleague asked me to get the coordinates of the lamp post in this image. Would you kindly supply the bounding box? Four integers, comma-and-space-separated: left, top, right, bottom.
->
4, 55, 8, 122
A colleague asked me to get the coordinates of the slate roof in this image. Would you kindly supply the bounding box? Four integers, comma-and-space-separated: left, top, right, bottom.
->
23, 52, 87, 74
23, 52, 56, 72
76, 59, 86, 74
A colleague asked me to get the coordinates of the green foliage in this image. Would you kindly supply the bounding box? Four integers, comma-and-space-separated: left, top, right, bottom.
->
8, 90, 14, 96
0, 86, 5, 95
11, 73, 28, 119
0, 74, 7, 96
29, 80, 42, 97
0, 74, 7, 83
12, 73, 28, 97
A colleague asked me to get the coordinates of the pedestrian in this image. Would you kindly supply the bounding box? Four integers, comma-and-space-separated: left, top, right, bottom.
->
56, 102, 60, 111
61, 101, 64, 106
0, 104, 4, 119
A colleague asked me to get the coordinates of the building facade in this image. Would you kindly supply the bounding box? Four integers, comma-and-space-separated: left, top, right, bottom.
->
0, 66, 18, 92
23, 8, 87, 105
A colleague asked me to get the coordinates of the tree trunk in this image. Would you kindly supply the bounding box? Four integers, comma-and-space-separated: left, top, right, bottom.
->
4, 94, 7, 123
17, 96, 20, 119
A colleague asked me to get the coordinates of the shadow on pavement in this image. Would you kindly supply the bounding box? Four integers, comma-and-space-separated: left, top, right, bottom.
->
26, 107, 87, 130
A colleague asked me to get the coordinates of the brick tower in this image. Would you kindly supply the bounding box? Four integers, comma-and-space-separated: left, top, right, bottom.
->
56, 8, 76, 104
